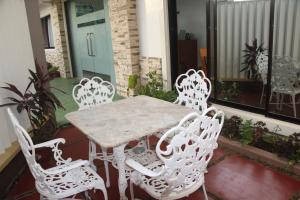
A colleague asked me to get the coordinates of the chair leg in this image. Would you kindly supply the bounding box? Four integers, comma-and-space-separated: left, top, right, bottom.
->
130, 180, 135, 200
260, 85, 265, 104
202, 184, 208, 200
89, 141, 97, 171
280, 94, 284, 111
276, 93, 280, 109
292, 95, 297, 118
84, 191, 92, 200
95, 179, 108, 200
101, 147, 111, 187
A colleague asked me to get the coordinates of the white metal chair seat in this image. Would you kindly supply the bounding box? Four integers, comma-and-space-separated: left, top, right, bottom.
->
127, 107, 225, 200
130, 160, 205, 200
111, 148, 157, 178
39, 160, 106, 199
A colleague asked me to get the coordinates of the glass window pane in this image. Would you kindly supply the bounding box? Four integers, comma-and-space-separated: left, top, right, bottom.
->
216, 0, 271, 108
269, 0, 300, 119
76, 0, 104, 17
47, 17, 54, 48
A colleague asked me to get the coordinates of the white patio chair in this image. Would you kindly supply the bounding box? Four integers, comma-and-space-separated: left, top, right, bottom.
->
7, 108, 107, 200
126, 107, 225, 200
72, 76, 156, 187
271, 61, 300, 117
174, 69, 212, 113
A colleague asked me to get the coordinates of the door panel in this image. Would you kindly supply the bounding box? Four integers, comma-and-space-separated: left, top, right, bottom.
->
67, 0, 115, 83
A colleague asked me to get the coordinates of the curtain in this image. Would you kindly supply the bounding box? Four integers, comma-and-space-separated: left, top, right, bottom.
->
217, 0, 300, 80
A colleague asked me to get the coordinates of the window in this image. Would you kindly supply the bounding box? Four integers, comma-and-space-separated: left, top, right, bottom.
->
41, 15, 54, 49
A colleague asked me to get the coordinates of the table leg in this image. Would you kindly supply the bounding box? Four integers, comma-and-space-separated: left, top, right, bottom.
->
89, 140, 97, 171
113, 144, 128, 200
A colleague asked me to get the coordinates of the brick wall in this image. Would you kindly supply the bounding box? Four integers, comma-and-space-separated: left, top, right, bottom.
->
140, 57, 162, 85
108, 0, 140, 96
45, 0, 71, 78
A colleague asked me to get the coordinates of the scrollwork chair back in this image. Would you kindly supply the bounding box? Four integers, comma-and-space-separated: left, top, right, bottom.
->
155, 107, 224, 197
72, 77, 115, 110
175, 69, 212, 113
7, 109, 52, 192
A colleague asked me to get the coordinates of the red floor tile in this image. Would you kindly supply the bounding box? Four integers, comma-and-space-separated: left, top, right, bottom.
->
56, 126, 88, 145
205, 155, 300, 200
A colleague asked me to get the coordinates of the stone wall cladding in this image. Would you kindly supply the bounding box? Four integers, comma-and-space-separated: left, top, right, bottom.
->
45, 0, 71, 78
140, 57, 162, 85
108, 0, 140, 96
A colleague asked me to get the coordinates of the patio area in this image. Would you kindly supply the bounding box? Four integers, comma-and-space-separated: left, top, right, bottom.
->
5, 125, 300, 200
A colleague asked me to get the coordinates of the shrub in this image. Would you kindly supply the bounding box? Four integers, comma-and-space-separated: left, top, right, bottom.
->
137, 71, 177, 102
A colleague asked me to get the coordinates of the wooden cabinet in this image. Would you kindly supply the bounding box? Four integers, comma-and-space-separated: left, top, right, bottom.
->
177, 40, 198, 74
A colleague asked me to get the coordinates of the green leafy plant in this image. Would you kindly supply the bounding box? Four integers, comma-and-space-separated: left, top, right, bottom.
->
0, 61, 64, 141
138, 71, 177, 102
128, 74, 139, 89
276, 133, 300, 165
48, 66, 59, 74
239, 120, 254, 145
221, 116, 243, 139
241, 38, 266, 79
218, 81, 239, 101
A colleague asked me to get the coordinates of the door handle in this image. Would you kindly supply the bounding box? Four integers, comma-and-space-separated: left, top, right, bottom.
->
89, 33, 95, 56
86, 33, 91, 56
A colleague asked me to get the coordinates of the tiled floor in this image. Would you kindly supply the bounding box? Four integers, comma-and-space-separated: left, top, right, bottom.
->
5, 126, 300, 200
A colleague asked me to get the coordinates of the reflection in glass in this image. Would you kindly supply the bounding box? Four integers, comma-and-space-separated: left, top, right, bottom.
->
269, 0, 300, 119
76, 0, 104, 17
216, 0, 270, 107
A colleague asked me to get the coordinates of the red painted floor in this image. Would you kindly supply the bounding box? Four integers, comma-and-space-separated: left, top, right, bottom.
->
5, 126, 300, 200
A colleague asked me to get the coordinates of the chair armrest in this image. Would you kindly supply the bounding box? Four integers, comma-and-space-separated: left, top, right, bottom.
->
33, 138, 71, 166
45, 160, 90, 175
126, 158, 163, 177
33, 138, 66, 149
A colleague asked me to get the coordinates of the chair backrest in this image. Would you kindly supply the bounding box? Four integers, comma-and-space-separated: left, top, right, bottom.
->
175, 69, 211, 113
155, 107, 224, 195
272, 61, 298, 93
72, 77, 115, 110
7, 108, 45, 181
256, 52, 268, 85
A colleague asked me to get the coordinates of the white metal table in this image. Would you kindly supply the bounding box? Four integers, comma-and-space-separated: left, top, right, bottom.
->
65, 95, 195, 200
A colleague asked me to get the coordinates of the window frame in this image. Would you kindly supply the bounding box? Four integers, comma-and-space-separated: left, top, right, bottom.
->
41, 15, 55, 49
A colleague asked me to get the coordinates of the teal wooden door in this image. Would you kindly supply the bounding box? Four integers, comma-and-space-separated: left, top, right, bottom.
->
67, 0, 115, 84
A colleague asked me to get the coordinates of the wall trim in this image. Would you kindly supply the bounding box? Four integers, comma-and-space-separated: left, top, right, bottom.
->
0, 142, 20, 172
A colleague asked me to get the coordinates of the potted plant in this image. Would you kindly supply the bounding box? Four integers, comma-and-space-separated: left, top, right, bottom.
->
241, 38, 266, 79
0, 61, 64, 143
47, 63, 60, 80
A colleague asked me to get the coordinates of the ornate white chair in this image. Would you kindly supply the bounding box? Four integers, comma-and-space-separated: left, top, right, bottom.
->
72, 76, 156, 187
7, 108, 107, 200
126, 107, 225, 200
72, 77, 115, 110
256, 52, 268, 104
271, 61, 300, 117
174, 69, 212, 113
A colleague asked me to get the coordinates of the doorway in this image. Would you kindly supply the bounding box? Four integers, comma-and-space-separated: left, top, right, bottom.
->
168, 0, 208, 84
65, 0, 115, 84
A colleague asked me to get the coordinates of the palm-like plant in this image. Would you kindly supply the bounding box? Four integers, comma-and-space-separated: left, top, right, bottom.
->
241, 39, 266, 79
0, 61, 64, 139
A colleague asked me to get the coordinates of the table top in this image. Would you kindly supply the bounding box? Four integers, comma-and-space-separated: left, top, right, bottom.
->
65, 95, 196, 148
